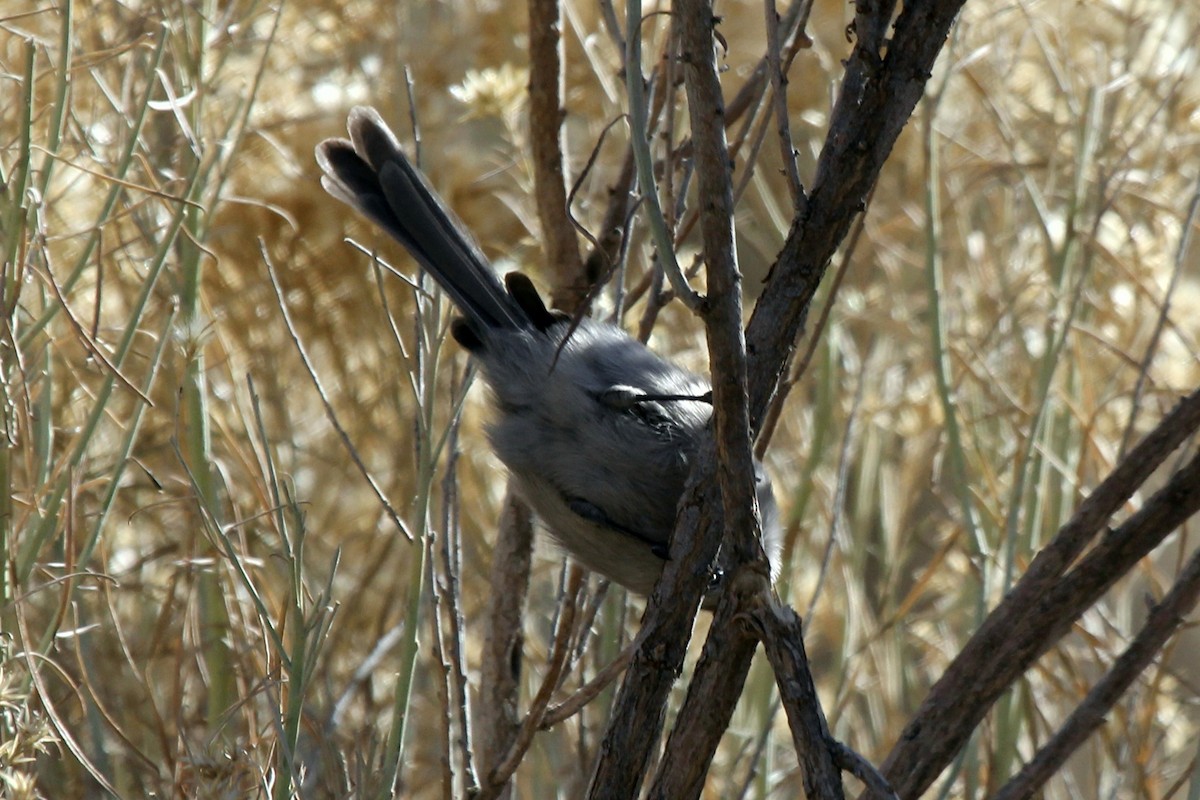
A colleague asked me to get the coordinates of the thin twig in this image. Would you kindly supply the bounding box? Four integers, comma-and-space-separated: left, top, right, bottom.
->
541, 641, 636, 728
733, 697, 781, 800
755, 187, 870, 458
598, 0, 625, 55
328, 622, 407, 729
661, 21, 682, 234
403, 65, 422, 167
260, 240, 413, 541
566, 581, 611, 674
566, 114, 631, 263
806, 357, 866, 630
346, 238, 428, 294
1118, 172, 1200, 458
626, 0, 702, 311
438, 374, 479, 795
15, 596, 124, 795
32, 261, 153, 406
618, 0, 812, 317
764, 0, 804, 208
425, 510, 457, 795
725, 0, 814, 126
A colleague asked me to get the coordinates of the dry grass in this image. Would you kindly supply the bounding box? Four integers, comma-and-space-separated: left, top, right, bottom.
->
2, 0, 1198, 797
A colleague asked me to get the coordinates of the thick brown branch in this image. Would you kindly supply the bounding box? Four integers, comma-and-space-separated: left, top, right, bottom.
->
872, 390, 1200, 798
528, 0, 587, 310
646, 596, 759, 800
745, 0, 968, 430
753, 604, 845, 800
992, 542, 1200, 800
639, 9, 784, 795
586, 452, 725, 798
477, 492, 534, 797
588, 0, 769, 792
679, 0, 761, 571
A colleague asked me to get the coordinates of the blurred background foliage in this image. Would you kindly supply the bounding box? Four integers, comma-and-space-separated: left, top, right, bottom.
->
1, 0, 1198, 796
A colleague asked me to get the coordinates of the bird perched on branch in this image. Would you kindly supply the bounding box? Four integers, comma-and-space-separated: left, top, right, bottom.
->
316, 106, 780, 598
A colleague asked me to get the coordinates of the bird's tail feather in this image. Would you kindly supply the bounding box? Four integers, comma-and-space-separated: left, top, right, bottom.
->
317, 106, 527, 334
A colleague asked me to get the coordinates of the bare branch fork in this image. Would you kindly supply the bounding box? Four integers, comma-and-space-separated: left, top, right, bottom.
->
745, 0, 970, 426
752, 605, 897, 800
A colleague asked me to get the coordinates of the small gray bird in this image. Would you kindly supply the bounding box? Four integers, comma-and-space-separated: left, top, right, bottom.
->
317, 106, 780, 597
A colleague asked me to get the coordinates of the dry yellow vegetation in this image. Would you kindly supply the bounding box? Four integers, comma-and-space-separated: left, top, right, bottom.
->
2, 0, 1198, 797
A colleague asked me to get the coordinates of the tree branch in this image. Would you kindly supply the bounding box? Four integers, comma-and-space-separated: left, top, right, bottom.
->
992, 541, 1200, 800
679, 0, 762, 576
477, 492, 534, 798
745, 0, 968, 428
528, 0, 587, 310
585, 469, 723, 798
587, 0, 773, 792
763, 0, 804, 208
482, 568, 585, 798
871, 387, 1200, 798
752, 604, 846, 800
646, 595, 759, 800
